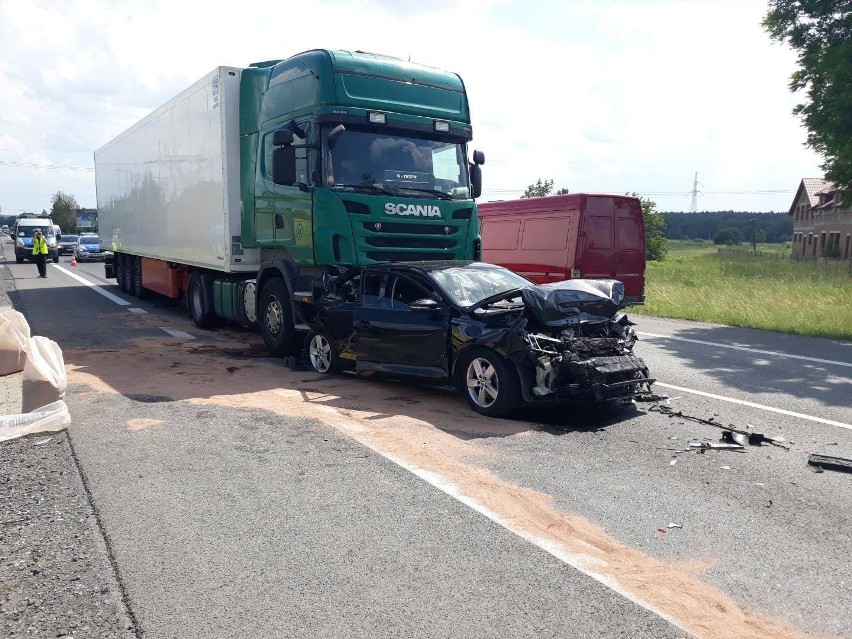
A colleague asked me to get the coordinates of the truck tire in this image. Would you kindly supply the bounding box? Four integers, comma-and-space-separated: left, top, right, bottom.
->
456, 347, 520, 417
259, 278, 301, 356
131, 256, 150, 300
117, 255, 131, 292
188, 273, 216, 328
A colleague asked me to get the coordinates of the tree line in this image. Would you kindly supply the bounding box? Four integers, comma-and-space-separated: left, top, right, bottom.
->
661, 211, 793, 244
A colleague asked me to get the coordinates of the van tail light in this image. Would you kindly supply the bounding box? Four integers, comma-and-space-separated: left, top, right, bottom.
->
572, 267, 581, 278
473, 239, 481, 260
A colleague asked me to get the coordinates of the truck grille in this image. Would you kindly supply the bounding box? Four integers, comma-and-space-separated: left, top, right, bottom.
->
366, 251, 453, 261
365, 237, 455, 249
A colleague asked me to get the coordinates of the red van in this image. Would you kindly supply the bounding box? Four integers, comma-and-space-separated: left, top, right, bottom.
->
478, 193, 646, 304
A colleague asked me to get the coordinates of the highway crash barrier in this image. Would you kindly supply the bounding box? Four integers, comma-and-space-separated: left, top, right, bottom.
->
0, 309, 31, 375
0, 400, 70, 442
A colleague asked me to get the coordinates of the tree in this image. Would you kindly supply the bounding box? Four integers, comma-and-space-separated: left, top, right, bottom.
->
521, 178, 554, 198
521, 179, 570, 198
638, 196, 668, 261
764, 2, 852, 189
49, 192, 79, 232
714, 227, 741, 245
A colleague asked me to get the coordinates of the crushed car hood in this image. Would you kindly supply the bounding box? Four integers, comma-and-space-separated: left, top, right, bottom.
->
521, 279, 624, 327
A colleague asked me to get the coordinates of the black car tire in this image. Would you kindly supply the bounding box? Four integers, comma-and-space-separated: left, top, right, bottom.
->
457, 347, 520, 417
131, 256, 150, 300
305, 331, 345, 374
259, 278, 301, 357
117, 255, 131, 292
188, 272, 217, 328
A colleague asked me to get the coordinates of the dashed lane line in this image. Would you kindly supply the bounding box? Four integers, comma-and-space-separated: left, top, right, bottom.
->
52, 264, 131, 306
160, 328, 196, 340
638, 331, 852, 369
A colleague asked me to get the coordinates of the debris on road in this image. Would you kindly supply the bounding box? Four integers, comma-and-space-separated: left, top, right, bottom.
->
688, 440, 745, 451
807, 453, 852, 474
649, 404, 790, 450
667, 522, 682, 529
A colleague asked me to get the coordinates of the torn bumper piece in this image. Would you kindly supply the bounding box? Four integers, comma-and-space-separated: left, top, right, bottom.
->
554, 354, 653, 401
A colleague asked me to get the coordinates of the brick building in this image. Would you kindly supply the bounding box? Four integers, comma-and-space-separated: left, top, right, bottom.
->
789, 178, 852, 259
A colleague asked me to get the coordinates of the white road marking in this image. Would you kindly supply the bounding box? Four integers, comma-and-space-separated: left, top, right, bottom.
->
160, 328, 195, 340
127, 307, 148, 314
654, 382, 852, 430
52, 264, 131, 306
638, 331, 852, 369
338, 433, 688, 634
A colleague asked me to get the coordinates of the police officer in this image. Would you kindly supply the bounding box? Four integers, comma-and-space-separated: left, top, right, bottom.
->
32, 229, 49, 278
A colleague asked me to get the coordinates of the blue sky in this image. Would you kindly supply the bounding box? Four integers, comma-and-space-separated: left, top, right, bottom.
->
0, 0, 822, 214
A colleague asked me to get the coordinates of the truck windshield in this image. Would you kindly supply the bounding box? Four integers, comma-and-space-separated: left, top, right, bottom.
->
324, 127, 470, 200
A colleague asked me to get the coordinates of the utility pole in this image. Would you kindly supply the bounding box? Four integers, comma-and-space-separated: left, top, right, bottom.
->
689, 172, 699, 213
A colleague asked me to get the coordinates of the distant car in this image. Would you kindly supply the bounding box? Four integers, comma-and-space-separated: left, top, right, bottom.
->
74, 235, 105, 261
58, 234, 79, 255
302, 261, 653, 416
1, 225, 9, 234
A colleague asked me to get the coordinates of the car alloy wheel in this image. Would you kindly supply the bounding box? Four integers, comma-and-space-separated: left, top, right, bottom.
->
466, 357, 500, 409
309, 333, 333, 373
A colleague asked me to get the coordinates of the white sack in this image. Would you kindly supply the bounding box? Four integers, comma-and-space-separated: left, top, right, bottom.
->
0, 309, 31, 376
22, 336, 67, 413
0, 400, 70, 442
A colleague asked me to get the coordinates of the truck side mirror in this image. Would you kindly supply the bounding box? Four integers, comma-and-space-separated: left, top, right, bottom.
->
470, 163, 482, 199
472, 149, 485, 165
272, 146, 297, 186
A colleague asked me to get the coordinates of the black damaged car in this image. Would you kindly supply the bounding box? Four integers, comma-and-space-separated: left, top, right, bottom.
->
301, 261, 653, 417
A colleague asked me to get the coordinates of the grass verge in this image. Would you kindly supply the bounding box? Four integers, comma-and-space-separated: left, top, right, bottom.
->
631, 241, 852, 339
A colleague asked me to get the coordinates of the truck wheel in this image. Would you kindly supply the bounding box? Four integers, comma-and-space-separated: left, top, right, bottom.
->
131, 256, 150, 299
117, 255, 131, 292
259, 278, 300, 356
457, 347, 520, 417
306, 331, 344, 374
188, 273, 216, 328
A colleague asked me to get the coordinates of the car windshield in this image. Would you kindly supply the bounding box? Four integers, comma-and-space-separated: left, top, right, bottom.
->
80, 236, 99, 245
430, 263, 531, 308
63, 235, 79, 243
17, 226, 54, 238
324, 127, 469, 200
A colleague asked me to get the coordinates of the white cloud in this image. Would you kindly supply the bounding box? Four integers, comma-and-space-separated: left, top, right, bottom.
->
0, 0, 822, 215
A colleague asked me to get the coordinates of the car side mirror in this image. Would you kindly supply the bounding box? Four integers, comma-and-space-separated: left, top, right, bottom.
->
10, 234, 15, 240
410, 297, 442, 312
56, 234, 61, 241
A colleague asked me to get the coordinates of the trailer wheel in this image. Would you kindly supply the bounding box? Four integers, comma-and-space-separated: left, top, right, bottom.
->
188, 273, 216, 328
259, 278, 300, 356
457, 347, 520, 417
117, 255, 131, 292
130, 256, 150, 300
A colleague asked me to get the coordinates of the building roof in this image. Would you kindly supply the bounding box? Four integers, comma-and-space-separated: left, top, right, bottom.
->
789, 178, 833, 215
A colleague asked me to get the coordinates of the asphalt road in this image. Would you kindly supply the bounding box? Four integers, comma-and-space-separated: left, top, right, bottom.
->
2, 242, 850, 638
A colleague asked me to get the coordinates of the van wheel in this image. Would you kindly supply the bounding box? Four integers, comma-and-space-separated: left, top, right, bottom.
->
457, 347, 520, 417
188, 273, 216, 328
305, 331, 344, 374
259, 278, 301, 356
131, 256, 150, 299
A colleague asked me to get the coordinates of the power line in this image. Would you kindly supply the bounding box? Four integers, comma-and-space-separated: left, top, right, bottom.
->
0, 160, 93, 173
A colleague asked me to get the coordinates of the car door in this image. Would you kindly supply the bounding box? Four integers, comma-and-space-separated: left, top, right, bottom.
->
354, 271, 450, 380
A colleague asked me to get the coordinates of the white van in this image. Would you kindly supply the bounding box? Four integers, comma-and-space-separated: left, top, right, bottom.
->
13, 216, 60, 264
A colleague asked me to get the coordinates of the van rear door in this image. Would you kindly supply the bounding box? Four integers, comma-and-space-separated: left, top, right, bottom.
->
579, 196, 645, 303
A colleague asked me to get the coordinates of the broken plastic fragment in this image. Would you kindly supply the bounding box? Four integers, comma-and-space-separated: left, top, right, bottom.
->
667, 522, 682, 529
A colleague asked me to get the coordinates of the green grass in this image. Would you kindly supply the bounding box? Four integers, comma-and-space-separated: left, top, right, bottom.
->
631, 241, 852, 339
